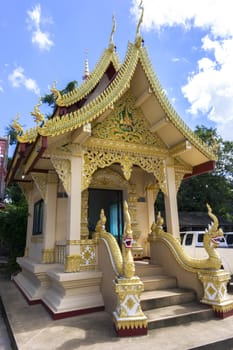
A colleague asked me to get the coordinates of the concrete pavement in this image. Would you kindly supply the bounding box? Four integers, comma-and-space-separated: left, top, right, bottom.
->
1, 277, 233, 349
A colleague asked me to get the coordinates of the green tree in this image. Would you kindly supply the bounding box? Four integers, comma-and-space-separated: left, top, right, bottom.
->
155, 125, 233, 221
0, 183, 27, 275
177, 125, 233, 220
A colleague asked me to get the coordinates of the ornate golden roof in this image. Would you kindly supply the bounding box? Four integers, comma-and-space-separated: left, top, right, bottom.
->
12, 22, 216, 162
52, 46, 120, 107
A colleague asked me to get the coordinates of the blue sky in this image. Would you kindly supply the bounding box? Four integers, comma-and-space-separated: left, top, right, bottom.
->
1, 0, 233, 146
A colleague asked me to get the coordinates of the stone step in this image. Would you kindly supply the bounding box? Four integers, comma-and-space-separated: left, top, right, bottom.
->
141, 275, 177, 291
145, 302, 214, 330
135, 262, 165, 277
141, 288, 196, 311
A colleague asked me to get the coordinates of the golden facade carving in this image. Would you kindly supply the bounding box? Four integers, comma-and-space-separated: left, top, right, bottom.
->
41, 249, 55, 263
83, 148, 166, 193
80, 240, 97, 270
81, 190, 89, 239
65, 254, 81, 272
64, 239, 97, 270
92, 90, 165, 148
50, 157, 71, 195
128, 185, 143, 259
31, 173, 48, 200
146, 183, 160, 203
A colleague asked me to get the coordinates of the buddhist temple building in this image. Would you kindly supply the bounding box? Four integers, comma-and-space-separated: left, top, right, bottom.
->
6, 11, 233, 336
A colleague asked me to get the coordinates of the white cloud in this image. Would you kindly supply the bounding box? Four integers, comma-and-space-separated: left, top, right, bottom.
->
130, 0, 233, 140
8, 67, 40, 95
27, 4, 54, 51
0, 86, 3, 93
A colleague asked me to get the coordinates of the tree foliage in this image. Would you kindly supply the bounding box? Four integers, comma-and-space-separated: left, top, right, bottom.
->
0, 183, 27, 274
155, 125, 233, 221
178, 125, 233, 220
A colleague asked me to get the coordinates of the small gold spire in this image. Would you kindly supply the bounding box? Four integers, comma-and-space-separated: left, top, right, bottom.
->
50, 80, 64, 106
135, 0, 144, 48
31, 98, 45, 125
109, 14, 116, 51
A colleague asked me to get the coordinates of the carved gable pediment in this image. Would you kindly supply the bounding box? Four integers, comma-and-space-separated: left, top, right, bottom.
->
92, 90, 166, 148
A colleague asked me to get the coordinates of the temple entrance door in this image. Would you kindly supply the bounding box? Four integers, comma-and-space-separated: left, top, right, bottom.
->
88, 188, 123, 245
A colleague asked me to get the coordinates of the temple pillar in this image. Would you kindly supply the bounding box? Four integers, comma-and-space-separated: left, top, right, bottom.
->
41, 172, 58, 263
22, 183, 34, 257
146, 183, 160, 229
65, 154, 82, 272
164, 158, 180, 239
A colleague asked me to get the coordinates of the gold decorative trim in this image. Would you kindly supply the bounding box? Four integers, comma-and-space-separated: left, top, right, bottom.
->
83, 148, 167, 193
31, 235, 43, 243
113, 317, 147, 330
212, 303, 233, 313
31, 173, 48, 200
41, 249, 55, 263
65, 254, 81, 272
139, 47, 217, 161
92, 90, 166, 148
50, 158, 71, 195
66, 240, 79, 245
39, 43, 139, 137
51, 49, 120, 107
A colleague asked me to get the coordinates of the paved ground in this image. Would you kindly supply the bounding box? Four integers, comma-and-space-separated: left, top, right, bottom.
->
2, 277, 233, 349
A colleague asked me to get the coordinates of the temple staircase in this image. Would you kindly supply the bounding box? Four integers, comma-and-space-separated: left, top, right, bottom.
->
135, 261, 214, 330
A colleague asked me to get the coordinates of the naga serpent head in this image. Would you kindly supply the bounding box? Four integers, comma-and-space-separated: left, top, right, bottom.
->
204, 204, 225, 248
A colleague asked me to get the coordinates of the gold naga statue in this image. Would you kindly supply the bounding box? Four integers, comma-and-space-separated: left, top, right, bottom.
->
94, 201, 136, 279
31, 98, 45, 125
12, 113, 23, 135
151, 203, 224, 271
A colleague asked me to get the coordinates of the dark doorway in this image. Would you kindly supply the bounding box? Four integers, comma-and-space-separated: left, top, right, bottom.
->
88, 189, 123, 245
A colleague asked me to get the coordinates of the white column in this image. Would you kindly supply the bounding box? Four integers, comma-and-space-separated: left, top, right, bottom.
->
25, 187, 33, 256
43, 172, 58, 252
164, 159, 180, 239
66, 155, 82, 256
146, 183, 160, 229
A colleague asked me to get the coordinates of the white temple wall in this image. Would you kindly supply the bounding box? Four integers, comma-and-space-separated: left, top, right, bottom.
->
55, 197, 68, 241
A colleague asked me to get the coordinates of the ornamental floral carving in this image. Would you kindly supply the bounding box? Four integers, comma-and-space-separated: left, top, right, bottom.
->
51, 157, 71, 195
31, 173, 48, 200
83, 149, 167, 194
92, 90, 165, 148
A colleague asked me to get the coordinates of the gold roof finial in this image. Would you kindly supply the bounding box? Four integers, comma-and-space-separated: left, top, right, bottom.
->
83, 49, 90, 81
31, 98, 45, 125
135, 0, 144, 48
50, 80, 64, 106
109, 14, 116, 52
12, 113, 23, 135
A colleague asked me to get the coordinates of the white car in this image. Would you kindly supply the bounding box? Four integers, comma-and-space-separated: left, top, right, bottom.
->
180, 231, 233, 276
